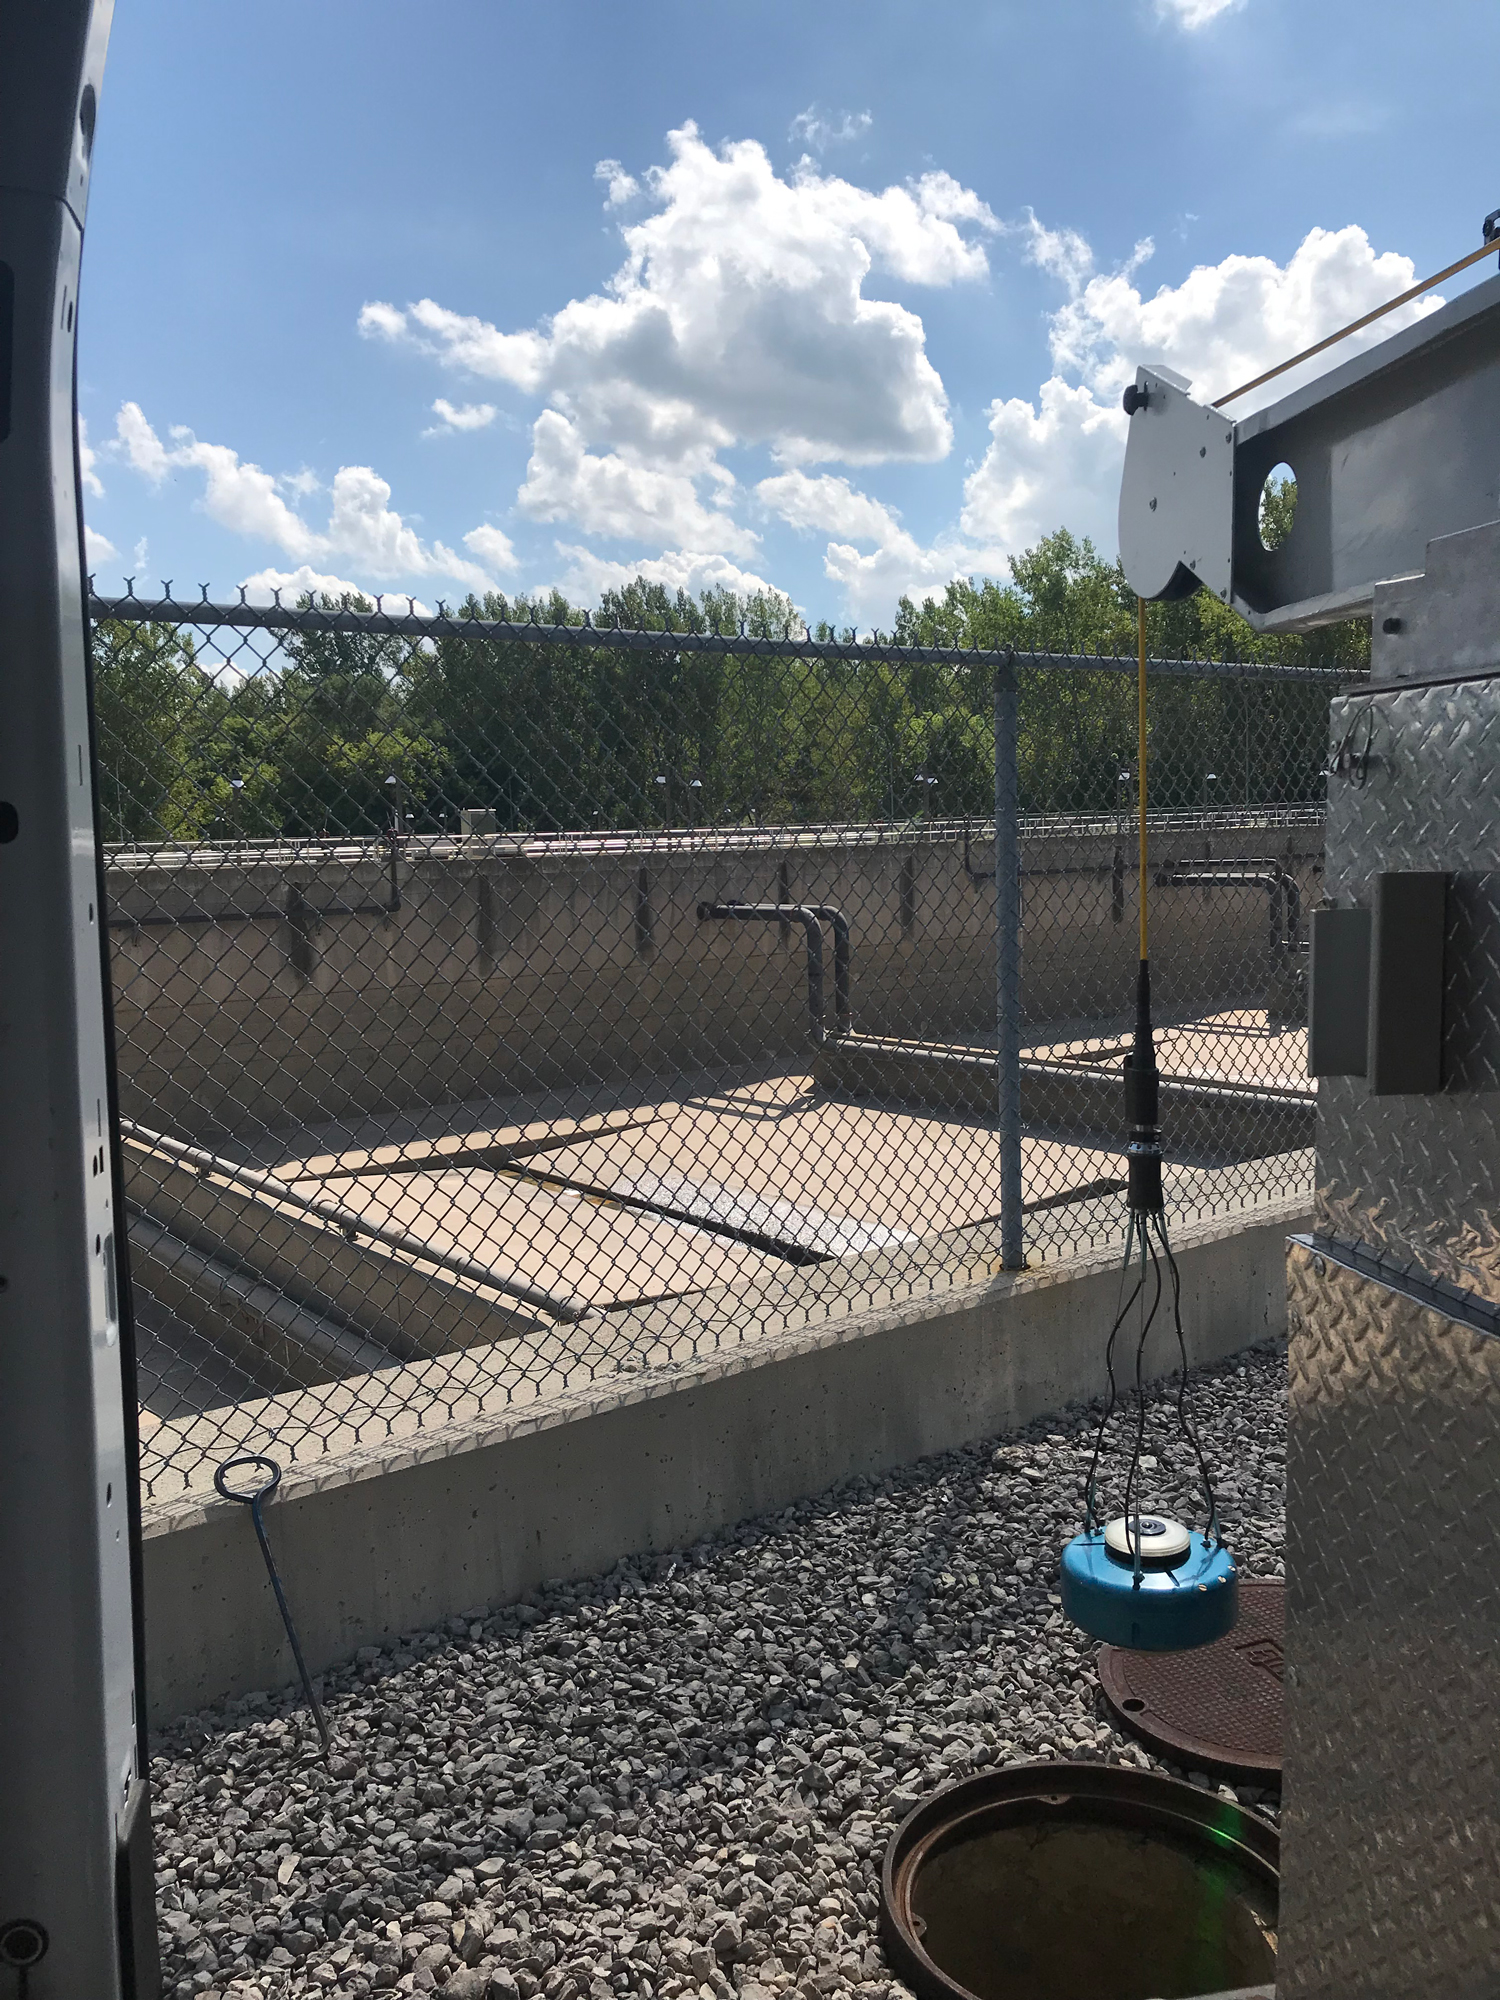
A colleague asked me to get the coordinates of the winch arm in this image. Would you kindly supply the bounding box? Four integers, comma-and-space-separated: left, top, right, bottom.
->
1118, 265, 1500, 634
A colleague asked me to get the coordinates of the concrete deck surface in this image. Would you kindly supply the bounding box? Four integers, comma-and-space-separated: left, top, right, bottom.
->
290, 1077, 1121, 1255
289, 1165, 787, 1304
133, 1018, 1315, 1500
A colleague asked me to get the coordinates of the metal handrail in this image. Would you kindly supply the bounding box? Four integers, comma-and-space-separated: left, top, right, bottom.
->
120, 1119, 587, 1323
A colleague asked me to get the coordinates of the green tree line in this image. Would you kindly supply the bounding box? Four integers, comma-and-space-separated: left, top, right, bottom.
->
92, 506, 1362, 844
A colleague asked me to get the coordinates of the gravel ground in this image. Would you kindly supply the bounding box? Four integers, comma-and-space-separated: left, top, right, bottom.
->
152, 1340, 1286, 2000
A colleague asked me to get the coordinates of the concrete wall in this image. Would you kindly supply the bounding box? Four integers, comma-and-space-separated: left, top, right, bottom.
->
141, 1195, 1305, 1727
109, 819, 1321, 1142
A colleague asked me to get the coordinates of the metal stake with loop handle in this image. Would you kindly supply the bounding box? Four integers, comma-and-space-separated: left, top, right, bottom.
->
0, 1920, 49, 2000
1059, 602, 1239, 1652
215, 1456, 333, 1760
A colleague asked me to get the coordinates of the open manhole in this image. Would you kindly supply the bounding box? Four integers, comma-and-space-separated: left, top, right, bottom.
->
880, 1761, 1277, 2000
1098, 1578, 1283, 1782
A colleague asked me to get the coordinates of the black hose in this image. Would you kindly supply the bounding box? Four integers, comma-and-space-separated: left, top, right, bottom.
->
1152, 1208, 1224, 1544
1121, 1225, 1165, 1583
1082, 1212, 1147, 1534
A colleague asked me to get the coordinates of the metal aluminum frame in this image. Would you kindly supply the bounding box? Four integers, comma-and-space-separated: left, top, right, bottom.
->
0, 1, 158, 1992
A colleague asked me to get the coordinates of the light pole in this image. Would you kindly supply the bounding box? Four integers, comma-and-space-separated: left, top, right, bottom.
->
1113, 768, 1132, 926
383, 772, 407, 911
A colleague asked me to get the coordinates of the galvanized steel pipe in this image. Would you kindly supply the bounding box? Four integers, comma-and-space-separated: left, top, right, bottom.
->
697, 902, 843, 1041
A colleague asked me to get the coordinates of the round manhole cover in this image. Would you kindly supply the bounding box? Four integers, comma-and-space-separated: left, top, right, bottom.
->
1097, 1577, 1283, 1780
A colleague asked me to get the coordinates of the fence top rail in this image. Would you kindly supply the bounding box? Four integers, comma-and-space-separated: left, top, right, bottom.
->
88, 591, 1360, 684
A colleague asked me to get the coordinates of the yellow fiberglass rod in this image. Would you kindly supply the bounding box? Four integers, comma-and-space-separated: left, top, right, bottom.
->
1126, 593, 1163, 1217
1137, 596, 1149, 966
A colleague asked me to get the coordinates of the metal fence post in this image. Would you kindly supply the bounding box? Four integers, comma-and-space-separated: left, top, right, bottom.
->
995, 655, 1023, 1269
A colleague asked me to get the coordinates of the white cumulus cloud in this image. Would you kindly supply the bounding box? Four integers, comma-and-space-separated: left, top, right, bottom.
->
551, 544, 787, 610
426, 398, 498, 436
463, 524, 518, 573
114, 399, 173, 482
789, 106, 873, 153
593, 159, 640, 208
960, 377, 1128, 558
78, 414, 105, 497
85, 525, 118, 565
355, 300, 409, 344
238, 565, 433, 613
113, 402, 321, 556
758, 220, 1443, 618
1048, 222, 1440, 407
108, 402, 506, 596
520, 411, 758, 556
757, 468, 978, 621
360, 121, 996, 481
1155, 0, 1245, 27
357, 124, 998, 597
359, 296, 549, 394
821, 533, 975, 625
757, 469, 903, 547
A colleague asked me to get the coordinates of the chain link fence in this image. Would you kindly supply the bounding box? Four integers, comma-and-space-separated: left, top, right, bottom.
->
91, 590, 1349, 1501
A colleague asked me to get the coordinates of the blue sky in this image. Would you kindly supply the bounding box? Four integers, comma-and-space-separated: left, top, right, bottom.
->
78, 0, 1500, 626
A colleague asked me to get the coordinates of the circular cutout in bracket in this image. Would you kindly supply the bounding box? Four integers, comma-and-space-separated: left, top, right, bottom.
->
1258, 462, 1297, 552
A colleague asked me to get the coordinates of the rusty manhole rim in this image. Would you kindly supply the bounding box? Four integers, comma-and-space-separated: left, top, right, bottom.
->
878, 1760, 1280, 2000
1098, 1577, 1284, 1782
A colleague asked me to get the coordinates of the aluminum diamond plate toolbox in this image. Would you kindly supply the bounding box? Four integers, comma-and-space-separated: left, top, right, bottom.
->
1318, 673, 1500, 1301
1285, 614, 1500, 1997
1281, 1238, 1500, 1999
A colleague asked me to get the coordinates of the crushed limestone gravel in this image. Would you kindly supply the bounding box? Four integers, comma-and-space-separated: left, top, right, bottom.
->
152, 1340, 1286, 2000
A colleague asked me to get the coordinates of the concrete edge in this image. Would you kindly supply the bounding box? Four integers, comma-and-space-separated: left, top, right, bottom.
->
141, 1198, 1306, 1724
141, 1193, 1310, 1541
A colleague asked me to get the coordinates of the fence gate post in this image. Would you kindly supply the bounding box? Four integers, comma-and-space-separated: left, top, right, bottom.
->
995, 655, 1023, 1269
